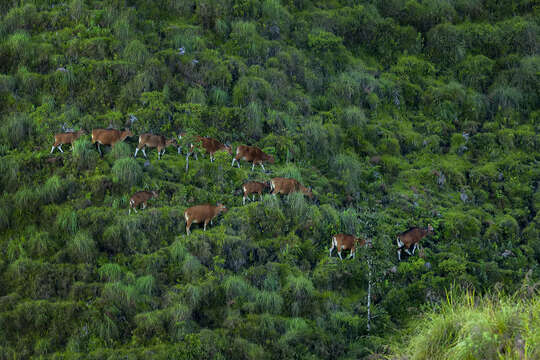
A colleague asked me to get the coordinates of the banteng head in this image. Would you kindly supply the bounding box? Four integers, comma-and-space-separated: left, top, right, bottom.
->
122, 129, 134, 139
224, 142, 233, 155
427, 224, 434, 234
217, 203, 228, 213
265, 153, 275, 164
301, 186, 313, 199
77, 129, 87, 136
151, 190, 159, 198
166, 138, 179, 147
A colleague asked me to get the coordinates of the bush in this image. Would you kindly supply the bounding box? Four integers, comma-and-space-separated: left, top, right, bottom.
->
0, 113, 33, 149
110, 141, 132, 159
72, 138, 98, 170
67, 231, 96, 263
282, 275, 315, 317
112, 158, 142, 187
393, 291, 540, 360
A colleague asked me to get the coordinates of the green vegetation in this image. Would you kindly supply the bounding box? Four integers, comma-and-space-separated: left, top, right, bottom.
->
0, 0, 538, 358
392, 287, 540, 359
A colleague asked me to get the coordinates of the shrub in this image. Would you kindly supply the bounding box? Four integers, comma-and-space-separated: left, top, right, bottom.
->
112, 158, 142, 187
223, 275, 253, 302
56, 209, 78, 235
393, 291, 540, 360
0, 113, 33, 149
72, 138, 98, 170
98, 263, 124, 282
282, 275, 315, 317
67, 231, 96, 263
123, 40, 149, 66
255, 290, 283, 315
110, 141, 132, 159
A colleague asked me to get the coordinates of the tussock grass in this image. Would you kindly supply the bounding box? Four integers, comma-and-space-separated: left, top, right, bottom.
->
112, 158, 142, 187
67, 231, 96, 263
72, 138, 97, 170
392, 290, 540, 360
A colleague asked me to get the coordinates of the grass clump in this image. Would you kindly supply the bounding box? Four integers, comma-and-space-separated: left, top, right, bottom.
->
393, 290, 540, 360
112, 157, 142, 187
67, 231, 96, 263
72, 138, 97, 170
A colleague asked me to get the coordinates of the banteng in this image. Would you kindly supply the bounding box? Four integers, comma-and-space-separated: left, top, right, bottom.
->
91, 128, 133, 155
396, 224, 434, 261
185, 136, 232, 170
184, 203, 227, 234
129, 190, 159, 214
329, 234, 367, 260
50, 130, 86, 153
231, 145, 274, 171
270, 177, 313, 198
242, 181, 270, 205
134, 133, 178, 159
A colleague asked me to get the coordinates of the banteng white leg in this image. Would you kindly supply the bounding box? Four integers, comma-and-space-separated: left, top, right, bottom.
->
329, 237, 336, 257
97, 143, 102, 155
338, 251, 343, 261
231, 158, 236, 167
51, 146, 56, 153
194, 152, 198, 160
260, 163, 265, 171
397, 237, 404, 248
252, 162, 255, 171
405, 248, 412, 255
412, 243, 417, 254
142, 149, 147, 158
178, 147, 182, 154
58, 145, 63, 153
398, 249, 401, 261
243, 196, 246, 205
134, 148, 139, 157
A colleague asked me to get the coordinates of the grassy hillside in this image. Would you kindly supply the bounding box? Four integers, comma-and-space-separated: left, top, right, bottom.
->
0, 0, 538, 358
391, 286, 540, 360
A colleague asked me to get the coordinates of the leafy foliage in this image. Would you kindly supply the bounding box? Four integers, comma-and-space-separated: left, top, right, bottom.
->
0, 0, 538, 358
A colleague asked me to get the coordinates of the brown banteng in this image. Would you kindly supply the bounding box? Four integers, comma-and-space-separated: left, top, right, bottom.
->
50, 130, 86, 153
242, 181, 270, 205
129, 190, 159, 214
185, 136, 232, 169
184, 203, 227, 235
231, 145, 274, 171
329, 234, 367, 260
134, 133, 178, 160
396, 224, 434, 261
91, 128, 133, 155
270, 177, 313, 198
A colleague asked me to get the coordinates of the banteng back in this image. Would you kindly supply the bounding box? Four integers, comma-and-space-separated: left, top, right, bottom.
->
396, 224, 434, 261
91, 128, 133, 155
232, 145, 274, 171
184, 203, 228, 234
270, 177, 313, 198
51, 129, 86, 153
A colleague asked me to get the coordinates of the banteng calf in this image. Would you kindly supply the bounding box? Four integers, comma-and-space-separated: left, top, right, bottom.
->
396, 224, 434, 261
134, 133, 178, 160
231, 145, 274, 171
51, 130, 86, 153
270, 177, 313, 198
91, 128, 133, 155
329, 234, 368, 260
129, 190, 159, 214
242, 181, 270, 205
184, 203, 228, 235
